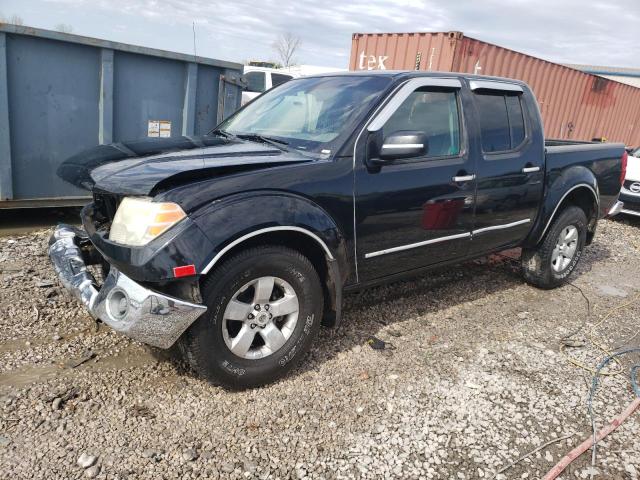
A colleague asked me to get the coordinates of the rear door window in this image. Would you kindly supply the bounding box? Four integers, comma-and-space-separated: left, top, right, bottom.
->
506, 95, 525, 147
475, 92, 526, 152
382, 89, 461, 158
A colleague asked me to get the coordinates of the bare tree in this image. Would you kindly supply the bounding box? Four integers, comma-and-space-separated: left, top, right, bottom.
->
0, 14, 24, 26
272, 32, 301, 68
55, 23, 73, 33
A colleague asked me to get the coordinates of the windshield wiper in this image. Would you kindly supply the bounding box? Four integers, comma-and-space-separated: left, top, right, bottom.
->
210, 128, 236, 140
235, 133, 290, 150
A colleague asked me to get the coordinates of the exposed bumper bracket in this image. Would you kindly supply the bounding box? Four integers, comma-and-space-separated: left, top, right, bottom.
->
607, 201, 624, 217
49, 224, 207, 349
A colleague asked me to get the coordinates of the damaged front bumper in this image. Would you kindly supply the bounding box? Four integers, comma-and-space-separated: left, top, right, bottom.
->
48, 224, 207, 349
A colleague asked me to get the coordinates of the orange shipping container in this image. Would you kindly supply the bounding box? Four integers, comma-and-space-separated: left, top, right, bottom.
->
350, 32, 640, 147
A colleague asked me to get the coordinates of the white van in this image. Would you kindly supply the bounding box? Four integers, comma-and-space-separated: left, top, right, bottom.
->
242, 67, 297, 105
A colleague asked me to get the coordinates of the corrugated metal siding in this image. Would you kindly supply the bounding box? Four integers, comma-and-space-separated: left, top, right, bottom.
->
350, 32, 458, 72
350, 32, 640, 147
0, 24, 243, 205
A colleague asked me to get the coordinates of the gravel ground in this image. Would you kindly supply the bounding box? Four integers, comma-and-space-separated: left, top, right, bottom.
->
1, 217, 639, 479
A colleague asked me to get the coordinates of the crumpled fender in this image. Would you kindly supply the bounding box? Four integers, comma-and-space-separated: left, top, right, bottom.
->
192, 191, 350, 327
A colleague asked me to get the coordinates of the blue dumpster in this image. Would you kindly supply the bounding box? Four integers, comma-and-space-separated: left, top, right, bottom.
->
0, 24, 243, 207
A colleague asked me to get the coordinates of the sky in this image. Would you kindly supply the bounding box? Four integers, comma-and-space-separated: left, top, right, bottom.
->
1, 0, 638, 69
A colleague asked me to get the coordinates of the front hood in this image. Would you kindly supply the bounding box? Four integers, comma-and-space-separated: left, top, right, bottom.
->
57, 135, 313, 196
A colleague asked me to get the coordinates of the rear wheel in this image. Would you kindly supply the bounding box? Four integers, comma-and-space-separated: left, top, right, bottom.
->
179, 245, 323, 388
521, 206, 587, 289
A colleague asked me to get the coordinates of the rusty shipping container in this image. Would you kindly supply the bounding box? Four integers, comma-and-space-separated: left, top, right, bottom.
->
350, 32, 640, 147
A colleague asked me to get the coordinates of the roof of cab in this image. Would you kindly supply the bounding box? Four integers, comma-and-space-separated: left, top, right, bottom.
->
299, 69, 530, 87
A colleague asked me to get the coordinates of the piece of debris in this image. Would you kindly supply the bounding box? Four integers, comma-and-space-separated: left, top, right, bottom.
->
77, 453, 97, 468
200, 451, 214, 460
53, 333, 63, 341
366, 335, 394, 351
561, 338, 587, 348
44, 287, 58, 298
52, 398, 63, 410
243, 460, 257, 473
84, 465, 100, 478
221, 462, 235, 473
182, 449, 198, 461
65, 351, 96, 369
131, 404, 155, 419
142, 448, 163, 461
36, 280, 55, 288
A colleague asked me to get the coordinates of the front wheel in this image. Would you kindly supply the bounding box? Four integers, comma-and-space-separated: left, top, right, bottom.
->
521, 206, 588, 289
179, 245, 323, 388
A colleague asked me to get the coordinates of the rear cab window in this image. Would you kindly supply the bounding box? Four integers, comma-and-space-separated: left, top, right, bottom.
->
474, 91, 526, 153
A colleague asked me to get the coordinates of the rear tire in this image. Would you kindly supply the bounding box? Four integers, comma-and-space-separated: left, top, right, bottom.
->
179, 245, 323, 389
521, 206, 588, 289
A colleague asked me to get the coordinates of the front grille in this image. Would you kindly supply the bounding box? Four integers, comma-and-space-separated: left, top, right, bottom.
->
620, 192, 640, 210
623, 180, 640, 192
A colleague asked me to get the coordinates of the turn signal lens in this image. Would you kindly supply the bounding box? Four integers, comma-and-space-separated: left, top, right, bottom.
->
109, 197, 186, 246
173, 265, 197, 278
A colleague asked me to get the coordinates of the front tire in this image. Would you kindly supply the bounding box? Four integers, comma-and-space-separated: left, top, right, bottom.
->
521, 206, 588, 289
179, 245, 323, 388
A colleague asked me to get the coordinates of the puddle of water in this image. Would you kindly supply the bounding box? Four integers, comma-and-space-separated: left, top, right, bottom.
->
0, 345, 157, 388
597, 284, 629, 298
0, 207, 82, 237
0, 364, 61, 388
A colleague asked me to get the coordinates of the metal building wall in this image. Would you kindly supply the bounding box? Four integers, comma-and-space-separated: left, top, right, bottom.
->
350, 32, 640, 147
0, 25, 243, 207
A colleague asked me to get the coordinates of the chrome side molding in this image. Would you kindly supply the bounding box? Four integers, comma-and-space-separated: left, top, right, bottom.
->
472, 218, 531, 235
363, 219, 532, 259
364, 232, 471, 259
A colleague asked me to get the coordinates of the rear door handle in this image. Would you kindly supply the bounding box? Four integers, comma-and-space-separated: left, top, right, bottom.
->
522, 166, 540, 173
452, 174, 476, 182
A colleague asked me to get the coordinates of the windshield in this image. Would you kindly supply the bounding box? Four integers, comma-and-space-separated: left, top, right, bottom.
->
217, 75, 392, 155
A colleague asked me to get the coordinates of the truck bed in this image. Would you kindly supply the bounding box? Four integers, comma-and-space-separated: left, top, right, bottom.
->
544, 139, 625, 218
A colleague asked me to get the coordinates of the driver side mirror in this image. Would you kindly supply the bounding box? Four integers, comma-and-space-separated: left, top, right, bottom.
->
377, 131, 428, 162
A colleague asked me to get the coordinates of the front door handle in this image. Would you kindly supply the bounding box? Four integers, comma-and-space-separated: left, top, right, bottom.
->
452, 174, 476, 182
522, 166, 541, 173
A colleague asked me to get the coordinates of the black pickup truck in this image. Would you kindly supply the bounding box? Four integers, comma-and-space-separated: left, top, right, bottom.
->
50, 71, 627, 388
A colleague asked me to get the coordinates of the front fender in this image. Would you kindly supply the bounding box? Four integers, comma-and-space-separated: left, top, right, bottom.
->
523, 166, 598, 247
191, 191, 350, 326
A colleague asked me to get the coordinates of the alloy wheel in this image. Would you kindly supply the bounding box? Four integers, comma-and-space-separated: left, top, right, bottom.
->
222, 276, 299, 359
551, 225, 578, 272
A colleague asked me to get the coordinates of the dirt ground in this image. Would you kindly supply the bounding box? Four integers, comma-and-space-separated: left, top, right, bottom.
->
0, 217, 639, 479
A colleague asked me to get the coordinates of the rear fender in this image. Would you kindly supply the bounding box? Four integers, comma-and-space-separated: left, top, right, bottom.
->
523, 166, 599, 247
